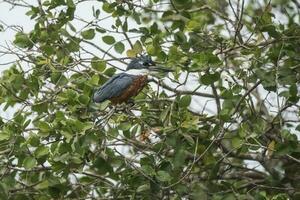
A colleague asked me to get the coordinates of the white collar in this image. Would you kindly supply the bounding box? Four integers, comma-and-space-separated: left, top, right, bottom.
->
125, 69, 150, 75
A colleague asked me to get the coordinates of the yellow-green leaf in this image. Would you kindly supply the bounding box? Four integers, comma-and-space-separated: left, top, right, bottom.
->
23, 157, 37, 169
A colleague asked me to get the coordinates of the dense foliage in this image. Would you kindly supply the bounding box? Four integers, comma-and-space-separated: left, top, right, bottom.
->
0, 0, 300, 199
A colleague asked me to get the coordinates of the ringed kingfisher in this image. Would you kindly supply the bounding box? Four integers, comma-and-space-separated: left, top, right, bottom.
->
93, 55, 169, 104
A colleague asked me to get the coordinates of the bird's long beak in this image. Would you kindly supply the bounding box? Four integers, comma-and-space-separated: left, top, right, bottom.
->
148, 65, 173, 72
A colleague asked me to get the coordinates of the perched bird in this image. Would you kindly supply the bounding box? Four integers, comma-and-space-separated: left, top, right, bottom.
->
93, 55, 169, 104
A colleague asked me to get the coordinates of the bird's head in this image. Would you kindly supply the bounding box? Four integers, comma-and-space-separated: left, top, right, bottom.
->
126, 55, 155, 70
126, 55, 172, 75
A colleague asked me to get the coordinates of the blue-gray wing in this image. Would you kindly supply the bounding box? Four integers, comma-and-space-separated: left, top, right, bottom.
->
93, 73, 135, 103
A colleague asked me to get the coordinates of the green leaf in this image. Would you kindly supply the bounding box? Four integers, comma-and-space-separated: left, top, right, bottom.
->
0, 131, 10, 141
102, 36, 115, 45
141, 165, 155, 176
238, 124, 247, 138
289, 84, 297, 97
13, 32, 33, 48
126, 49, 137, 57
61, 131, 73, 142
187, 20, 202, 31
93, 157, 113, 174
28, 134, 40, 147
119, 123, 131, 131
23, 157, 37, 169
66, 37, 80, 52
89, 75, 99, 85
96, 27, 106, 33
68, 22, 77, 32
173, 0, 192, 6
296, 124, 300, 132
35, 180, 50, 190
173, 147, 187, 168
114, 42, 125, 54
179, 95, 191, 107
23, 119, 31, 129
107, 128, 118, 140
122, 20, 128, 31
102, 2, 115, 13
38, 121, 51, 132
93, 7, 100, 18
133, 40, 143, 54
35, 146, 49, 158
0, 183, 8, 200
126, 40, 143, 57
104, 68, 116, 77
50, 72, 68, 86
200, 72, 220, 85
81, 29, 95, 40
91, 57, 106, 71
261, 24, 280, 39
160, 106, 170, 123
66, 0, 75, 7
174, 31, 187, 44
193, 52, 221, 66
146, 44, 156, 55
156, 171, 172, 182
219, 108, 231, 121
78, 94, 90, 105
137, 184, 150, 193
232, 137, 242, 149
203, 153, 216, 165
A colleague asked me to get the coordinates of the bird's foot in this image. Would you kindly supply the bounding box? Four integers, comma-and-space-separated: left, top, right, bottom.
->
114, 101, 134, 112
95, 107, 116, 127
94, 101, 136, 126
127, 99, 135, 107
125, 100, 136, 115
112, 102, 135, 115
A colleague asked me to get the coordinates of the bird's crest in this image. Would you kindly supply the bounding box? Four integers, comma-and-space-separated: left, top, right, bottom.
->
126, 55, 155, 70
